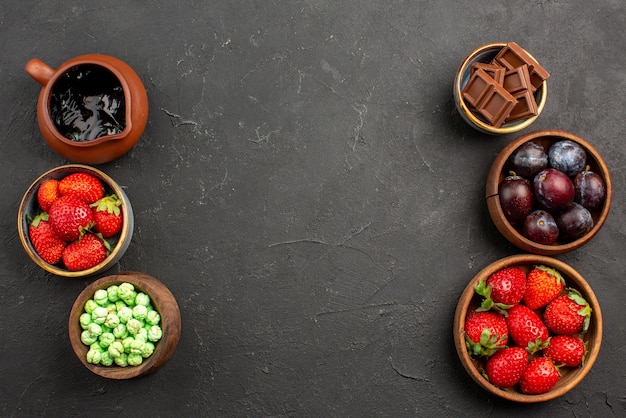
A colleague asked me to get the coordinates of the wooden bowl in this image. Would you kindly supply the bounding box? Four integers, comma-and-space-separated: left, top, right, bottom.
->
17, 164, 134, 277
486, 130, 612, 255
69, 272, 181, 379
453, 42, 547, 135
453, 254, 602, 403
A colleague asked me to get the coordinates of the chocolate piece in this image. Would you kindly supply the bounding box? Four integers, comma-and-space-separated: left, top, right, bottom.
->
503, 65, 532, 94
494, 42, 549, 89
471, 62, 505, 85
505, 89, 539, 123
462, 68, 494, 108
477, 84, 517, 127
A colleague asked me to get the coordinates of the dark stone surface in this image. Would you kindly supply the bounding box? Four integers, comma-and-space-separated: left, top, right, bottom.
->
1, 1, 625, 416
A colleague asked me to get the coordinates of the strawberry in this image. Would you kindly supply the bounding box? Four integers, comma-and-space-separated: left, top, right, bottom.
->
37, 179, 60, 212
91, 194, 123, 238
59, 172, 104, 204
519, 357, 560, 394
523, 265, 565, 309
506, 304, 549, 352
62, 233, 110, 271
543, 289, 592, 335
28, 213, 66, 264
485, 346, 528, 388
544, 335, 586, 367
48, 195, 95, 241
464, 310, 508, 357
474, 267, 526, 313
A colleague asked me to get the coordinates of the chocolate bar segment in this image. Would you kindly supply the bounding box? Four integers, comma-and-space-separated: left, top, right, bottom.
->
503, 65, 532, 94
506, 89, 539, 123
494, 42, 550, 89
477, 84, 517, 128
462, 68, 495, 108
471, 62, 505, 85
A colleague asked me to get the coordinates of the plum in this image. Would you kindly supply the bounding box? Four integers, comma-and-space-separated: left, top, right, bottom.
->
507, 142, 548, 178
548, 140, 587, 177
523, 210, 559, 245
556, 203, 593, 242
574, 169, 606, 210
499, 174, 534, 224
533, 168, 574, 211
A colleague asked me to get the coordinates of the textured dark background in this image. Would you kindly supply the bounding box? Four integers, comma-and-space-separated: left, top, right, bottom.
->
1, 1, 625, 416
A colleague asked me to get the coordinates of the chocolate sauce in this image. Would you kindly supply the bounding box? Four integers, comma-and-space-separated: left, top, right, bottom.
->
49, 64, 126, 142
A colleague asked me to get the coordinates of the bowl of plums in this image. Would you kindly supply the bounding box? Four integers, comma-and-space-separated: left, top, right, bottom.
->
454, 254, 602, 402
486, 130, 611, 255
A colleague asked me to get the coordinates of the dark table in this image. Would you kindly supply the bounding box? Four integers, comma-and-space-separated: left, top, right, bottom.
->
2, 1, 625, 416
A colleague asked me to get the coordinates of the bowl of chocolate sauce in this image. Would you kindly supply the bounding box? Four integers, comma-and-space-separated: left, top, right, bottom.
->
26, 54, 148, 164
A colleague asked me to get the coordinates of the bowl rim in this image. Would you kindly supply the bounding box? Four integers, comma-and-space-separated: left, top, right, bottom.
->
454, 42, 548, 135
453, 254, 603, 403
17, 163, 133, 277
485, 129, 612, 255
68, 271, 181, 379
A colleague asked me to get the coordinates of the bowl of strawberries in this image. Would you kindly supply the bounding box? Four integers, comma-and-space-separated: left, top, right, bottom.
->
453, 254, 602, 402
17, 164, 134, 277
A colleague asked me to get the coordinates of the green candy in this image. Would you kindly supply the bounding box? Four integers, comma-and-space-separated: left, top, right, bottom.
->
106, 285, 120, 302
132, 304, 148, 321
79, 313, 92, 330
87, 323, 102, 337
81, 330, 98, 346
126, 318, 143, 335
145, 309, 160, 326
114, 352, 129, 367
118, 306, 133, 323
100, 351, 114, 366
141, 341, 155, 358
127, 353, 143, 366
99, 332, 115, 348
91, 307, 108, 325
135, 292, 151, 307
147, 325, 163, 342
86, 348, 102, 364
104, 313, 120, 329
108, 341, 124, 358
93, 289, 109, 306
112, 323, 128, 339
84, 299, 98, 314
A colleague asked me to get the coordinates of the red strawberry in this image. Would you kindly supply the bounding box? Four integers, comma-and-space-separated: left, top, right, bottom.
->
62, 233, 110, 271
506, 304, 549, 352
37, 179, 60, 212
543, 290, 592, 335
523, 265, 565, 309
464, 310, 508, 357
48, 195, 95, 241
91, 194, 123, 238
59, 172, 104, 204
28, 213, 66, 264
519, 357, 560, 394
474, 267, 527, 313
544, 335, 586, 367
485, 346, 529, 388
487, 266, 527, 305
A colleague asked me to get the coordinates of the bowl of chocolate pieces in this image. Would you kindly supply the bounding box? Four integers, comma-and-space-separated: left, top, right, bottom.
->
454, 42, 549, 135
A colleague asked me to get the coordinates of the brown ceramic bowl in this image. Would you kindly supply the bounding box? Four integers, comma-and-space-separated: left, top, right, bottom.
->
453, 254, 602, 403
17, 164, 134, 277
69, 272, 181, 379
453, 42, 548, 135
486, 130, 612, 255
25, 54, 149, 165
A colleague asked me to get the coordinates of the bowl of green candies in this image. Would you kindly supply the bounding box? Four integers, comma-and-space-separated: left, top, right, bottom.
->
68, 272, 181, 379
